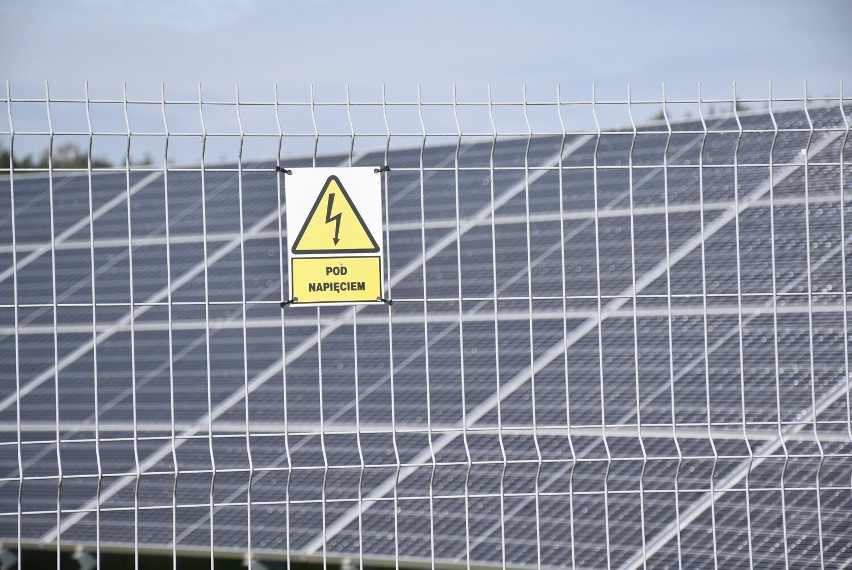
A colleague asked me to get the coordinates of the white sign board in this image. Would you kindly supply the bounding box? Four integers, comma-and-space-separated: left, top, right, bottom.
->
284, 167, 385, 306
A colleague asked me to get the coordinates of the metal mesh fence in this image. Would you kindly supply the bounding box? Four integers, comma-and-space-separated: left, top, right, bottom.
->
1, 82, 851, 569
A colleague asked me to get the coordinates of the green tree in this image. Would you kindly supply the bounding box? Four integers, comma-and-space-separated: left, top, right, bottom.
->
38, 142, 113, 168
0, 141, 112, 171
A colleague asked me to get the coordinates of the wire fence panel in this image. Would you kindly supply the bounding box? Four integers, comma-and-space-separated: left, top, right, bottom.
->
1, 82, 851, 569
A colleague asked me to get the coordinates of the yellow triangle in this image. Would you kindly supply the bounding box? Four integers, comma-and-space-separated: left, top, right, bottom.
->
291, 175, 380, 254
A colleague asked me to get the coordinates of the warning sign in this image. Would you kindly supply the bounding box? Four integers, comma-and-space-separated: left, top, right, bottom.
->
291, 176, 379, 254
291, 257, 382, 303
284, 168, 385, 306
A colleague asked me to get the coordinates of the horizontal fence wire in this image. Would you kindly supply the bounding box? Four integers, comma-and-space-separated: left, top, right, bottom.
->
0, 82, 851, 570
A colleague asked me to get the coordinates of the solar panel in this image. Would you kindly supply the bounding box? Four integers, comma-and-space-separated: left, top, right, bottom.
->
1, 92, 851, 568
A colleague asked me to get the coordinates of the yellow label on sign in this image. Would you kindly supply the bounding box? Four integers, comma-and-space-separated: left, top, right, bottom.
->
291, 176, 380, 254
291, 256, 382, 304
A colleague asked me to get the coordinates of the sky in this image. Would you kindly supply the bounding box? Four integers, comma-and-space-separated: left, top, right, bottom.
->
1, 0, 851, 162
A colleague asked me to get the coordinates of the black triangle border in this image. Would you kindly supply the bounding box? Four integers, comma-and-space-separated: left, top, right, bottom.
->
291, 175, 380, 254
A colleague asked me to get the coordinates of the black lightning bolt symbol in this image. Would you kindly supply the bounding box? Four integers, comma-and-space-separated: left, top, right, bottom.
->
325, 193, 342, 245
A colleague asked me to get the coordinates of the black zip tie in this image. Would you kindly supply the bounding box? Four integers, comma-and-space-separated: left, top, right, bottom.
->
374, 165, 390, 173
275, 166, 292, 175
377, 296, 394, 306
280, 298, 297, 309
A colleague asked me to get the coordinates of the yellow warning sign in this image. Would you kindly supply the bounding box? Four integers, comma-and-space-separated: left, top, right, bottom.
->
285, 167, 385, 306
291, 256, 382, 304
291, 175, 380, 254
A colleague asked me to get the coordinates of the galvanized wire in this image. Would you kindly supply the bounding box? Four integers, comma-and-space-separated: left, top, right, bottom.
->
1, 82, 851, 570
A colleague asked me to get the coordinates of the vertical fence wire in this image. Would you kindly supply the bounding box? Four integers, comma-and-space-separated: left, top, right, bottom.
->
380, 84, 403, 570
273, 81, 294, 570
159, 83, 179, 570
236, 83, 255, 568
590, 85, 614, 569
486, 84, 509, 570
661, 84, 685, 569
556, 84, 578, 570
122, 81, 142, 570
802, 82, 827, 569
198, 82, 218, 570
450, 85, 473, 570
83, 81, 103, 570
626, 83, 648, 569
521, 86, 543, 570
731, 81, 755, 569
766, 82, 791, 568
841, 80, 852, 486
696, 82, 719, 570
5, 80, 24, 570
44, 81, 63, 570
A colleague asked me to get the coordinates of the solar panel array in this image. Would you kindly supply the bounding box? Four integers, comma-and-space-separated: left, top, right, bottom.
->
1, 93, 851, 569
